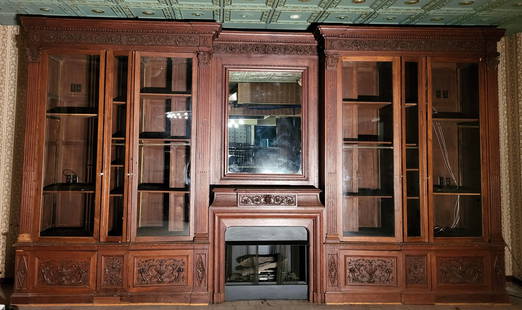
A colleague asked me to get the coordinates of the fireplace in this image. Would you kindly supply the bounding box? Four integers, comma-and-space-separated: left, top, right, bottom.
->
224, 226, 308, 301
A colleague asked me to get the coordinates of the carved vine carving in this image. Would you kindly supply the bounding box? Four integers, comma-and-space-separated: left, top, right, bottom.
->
406, 256, 427, 286
38, 259, 89, 286
238, 194, 297, 207
438, 256, 484, 285
327, 38, 484, 53
346, 257, 396, 286
102, 256, 124, 288
195, 254, 206, 287
15, 255, 28, 290
328, 254, 338, 287
136, 257, 186, 286
214, 43, 316, 55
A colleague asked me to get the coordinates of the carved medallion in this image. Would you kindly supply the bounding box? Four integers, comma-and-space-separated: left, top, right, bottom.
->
38, 259, 89, 286
135, 257, 186, 286
195, 254, 206, 287
406, 255, 427, 286
328, 254, 338, 287
238, 194, 297, 207
15, 255, 28, 290
102, 256, 124, 288
438, 256, 484, 285
346, 256, 396, 286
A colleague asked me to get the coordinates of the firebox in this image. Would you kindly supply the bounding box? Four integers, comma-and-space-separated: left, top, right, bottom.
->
224, 226, 308, 301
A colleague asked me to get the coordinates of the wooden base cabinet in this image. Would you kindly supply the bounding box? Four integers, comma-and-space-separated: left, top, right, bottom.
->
13, 16, 506, 305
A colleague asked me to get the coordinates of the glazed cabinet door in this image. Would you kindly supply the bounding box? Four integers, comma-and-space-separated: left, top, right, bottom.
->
100, 51, 132, 242
428, 58, 485, 240
40, 50, 105, 240
130, 52, 196, 241
340, 57, 402, 241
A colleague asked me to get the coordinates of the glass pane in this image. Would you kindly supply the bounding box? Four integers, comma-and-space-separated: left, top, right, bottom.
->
432, 62, 481, 237
227, 71, 302, 174
404, 61, 422, 237
342, 61, 395, 237
108, 55, 128, 237
141, 57, 192, 93
137, 55, 192, 237
41, 54, 100, 237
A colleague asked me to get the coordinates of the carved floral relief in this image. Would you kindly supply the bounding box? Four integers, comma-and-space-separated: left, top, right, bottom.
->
238, 194, 297, 207
38, 259, 90, 286
102, 256, 124, 288
135, 257, 187, 286
438, 256, 484, 285
406, 255, 427, 286
346, 256, 396, 286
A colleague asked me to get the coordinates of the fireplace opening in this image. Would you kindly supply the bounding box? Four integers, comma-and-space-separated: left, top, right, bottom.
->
224, 226, 308, 301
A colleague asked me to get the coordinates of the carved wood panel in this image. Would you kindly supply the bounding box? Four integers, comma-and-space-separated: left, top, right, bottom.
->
437, 256, 485, 285
238, 193, 297, 207
134, 256, 188, 286
345, 256, 397, 286
405, 255, 427, 287
15, 255, 29, 290
194, 253, 207, 288
328, 254, 338, 287
37, 258, 90, 287
101, 255, 124, 288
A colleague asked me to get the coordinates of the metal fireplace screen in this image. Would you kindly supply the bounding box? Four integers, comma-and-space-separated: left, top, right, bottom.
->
224, 226, 308, 301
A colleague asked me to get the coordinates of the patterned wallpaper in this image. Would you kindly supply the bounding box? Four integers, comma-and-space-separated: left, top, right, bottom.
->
0, 24, 521, 280
499, 33, 522, 279
0, 25, 21, 279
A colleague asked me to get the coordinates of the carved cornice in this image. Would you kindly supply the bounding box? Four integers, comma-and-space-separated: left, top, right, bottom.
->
238, 193, 297, 207
438, 256, 484, 285
346, 256, 396, 286
20, 16, 220, 50
326, 38, 484, 53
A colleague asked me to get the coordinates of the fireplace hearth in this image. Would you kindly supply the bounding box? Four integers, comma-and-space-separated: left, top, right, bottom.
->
225, 226, 308, 301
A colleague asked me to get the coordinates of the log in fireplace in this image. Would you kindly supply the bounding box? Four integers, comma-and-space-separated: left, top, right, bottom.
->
224, 226, 308, 301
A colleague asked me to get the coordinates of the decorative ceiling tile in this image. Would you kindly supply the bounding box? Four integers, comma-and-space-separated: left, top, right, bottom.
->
229, 9, 265, 22
0, 0, 520, 32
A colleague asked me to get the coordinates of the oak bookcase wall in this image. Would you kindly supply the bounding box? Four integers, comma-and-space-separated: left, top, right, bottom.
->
12, 16, 505, 305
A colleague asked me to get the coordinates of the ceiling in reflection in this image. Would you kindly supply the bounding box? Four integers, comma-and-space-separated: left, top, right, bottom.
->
0, 0, 521, 33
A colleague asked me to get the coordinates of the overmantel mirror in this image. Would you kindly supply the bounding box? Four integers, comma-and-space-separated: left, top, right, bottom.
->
224, 69, 305, 177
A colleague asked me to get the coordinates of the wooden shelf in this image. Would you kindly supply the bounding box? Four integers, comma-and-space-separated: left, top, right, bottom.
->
43, 183, 95, 193
343, 100, 392, 106
113, 100, 126, 105
432, 191, 481, 196
140, 92, 192, 98
46, 107, 98, 118
404, 103, 417, 107
138, 184, 189, 193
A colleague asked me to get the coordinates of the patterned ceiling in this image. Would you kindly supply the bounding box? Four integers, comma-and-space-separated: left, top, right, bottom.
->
0, 0, 521, 33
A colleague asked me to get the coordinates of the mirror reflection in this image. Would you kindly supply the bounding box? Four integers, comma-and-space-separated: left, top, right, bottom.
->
227, 71, 303, 174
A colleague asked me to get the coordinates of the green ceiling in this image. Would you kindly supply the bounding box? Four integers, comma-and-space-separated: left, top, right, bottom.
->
1, 0, 521, 33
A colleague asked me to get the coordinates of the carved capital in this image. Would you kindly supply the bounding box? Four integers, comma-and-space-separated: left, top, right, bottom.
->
325, 54, 339, 70
197, 51, 212, 66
